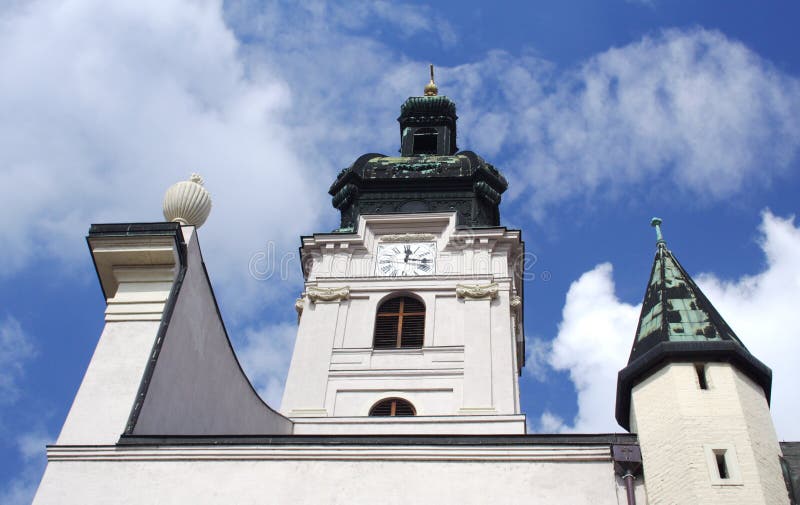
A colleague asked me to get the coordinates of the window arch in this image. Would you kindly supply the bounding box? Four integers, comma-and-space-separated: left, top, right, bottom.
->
373, 296, 425, 349
369, 398, 416, 416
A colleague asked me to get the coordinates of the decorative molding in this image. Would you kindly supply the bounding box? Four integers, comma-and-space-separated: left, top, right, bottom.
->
306, 286, 350, 303
288, 408, 330, 417
294, 297, 304, 322
47, 442, 610, 463
380, 233, 436, 242
456, 282, 499, 300
510, 295, 522, 311
458, 407, 498, 415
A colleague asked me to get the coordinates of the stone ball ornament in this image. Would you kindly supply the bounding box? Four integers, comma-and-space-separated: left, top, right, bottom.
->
162, 173, 212, 227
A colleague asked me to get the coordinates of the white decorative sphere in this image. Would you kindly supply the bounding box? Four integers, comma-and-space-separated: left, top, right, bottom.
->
162, 173, 212, 227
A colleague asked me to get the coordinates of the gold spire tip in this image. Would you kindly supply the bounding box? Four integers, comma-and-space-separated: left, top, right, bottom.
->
424, 63, 438, 96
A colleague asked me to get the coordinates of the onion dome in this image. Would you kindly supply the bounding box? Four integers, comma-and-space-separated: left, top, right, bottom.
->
162, 173, 212, 228
615, 218, 772, 430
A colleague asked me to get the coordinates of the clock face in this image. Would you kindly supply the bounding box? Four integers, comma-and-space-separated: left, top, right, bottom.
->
376, 242, 436, 277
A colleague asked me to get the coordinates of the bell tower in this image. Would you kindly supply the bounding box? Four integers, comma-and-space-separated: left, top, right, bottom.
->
281, 69, 527, 435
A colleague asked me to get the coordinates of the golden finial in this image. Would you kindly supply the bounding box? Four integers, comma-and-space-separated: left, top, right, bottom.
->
424, 64, 438, 96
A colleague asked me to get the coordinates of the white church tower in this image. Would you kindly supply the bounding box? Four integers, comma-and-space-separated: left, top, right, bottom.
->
615, 219, 789, 504
281, 67, 527, 434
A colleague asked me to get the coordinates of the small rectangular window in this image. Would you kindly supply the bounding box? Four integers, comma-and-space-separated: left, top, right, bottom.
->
715, 450, 729, 479
695, 363, 708, 390
705, 445, 742, 485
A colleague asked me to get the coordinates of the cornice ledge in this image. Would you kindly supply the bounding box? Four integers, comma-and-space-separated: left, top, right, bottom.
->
380, 233, 437, 242
307, 286, 350, 303
456, 282, 499, 300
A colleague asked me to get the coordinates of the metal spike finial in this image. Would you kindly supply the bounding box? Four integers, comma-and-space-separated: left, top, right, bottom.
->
424, 64, 438, 96
650, 217, 665, 245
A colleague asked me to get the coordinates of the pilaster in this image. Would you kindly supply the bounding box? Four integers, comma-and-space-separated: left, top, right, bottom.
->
457, 283, 498, 413
281, 286, 350, 417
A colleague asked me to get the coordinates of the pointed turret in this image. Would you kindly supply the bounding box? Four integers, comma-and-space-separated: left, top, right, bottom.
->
614, 219, 788, 504
616, 218, 772, 430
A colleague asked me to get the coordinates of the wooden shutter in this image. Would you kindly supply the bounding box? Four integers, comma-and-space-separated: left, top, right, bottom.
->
368, 398, 416, 416
374, 296, 425, 349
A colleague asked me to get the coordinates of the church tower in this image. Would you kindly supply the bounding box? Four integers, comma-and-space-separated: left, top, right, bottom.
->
280, 68, 527, 434
616, 219, 789, 504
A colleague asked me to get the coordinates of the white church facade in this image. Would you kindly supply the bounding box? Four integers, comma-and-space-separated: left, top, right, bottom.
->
33, 71, 799, 504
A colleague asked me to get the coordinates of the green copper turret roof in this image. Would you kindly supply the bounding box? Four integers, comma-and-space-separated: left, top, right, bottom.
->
615, 218, 772, 431
628, 219, 745, 362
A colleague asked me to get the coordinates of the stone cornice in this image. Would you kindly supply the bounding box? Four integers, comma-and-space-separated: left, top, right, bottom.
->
306, 286, 350, 303
47, 443, 610, 462
456, 282, 499, 300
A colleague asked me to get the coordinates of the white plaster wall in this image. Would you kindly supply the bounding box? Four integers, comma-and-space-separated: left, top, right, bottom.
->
57, 321, 160, 445
433, 295, 463, 346
34, 449, 632, 505
291, 415, 527, 434
631, 363, 788, 505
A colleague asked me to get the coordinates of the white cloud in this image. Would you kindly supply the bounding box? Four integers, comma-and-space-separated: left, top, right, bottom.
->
546, 211, 800, 439
696, 211, 800, 440
548, 263, 641, 433
0, 0, 323, 315
447, 30, 800, 215
537, 411, 566, 433
236, 320, 297, 407
524, 336, 552, 382
0, 316, 36, 404
0, 429, 53, 505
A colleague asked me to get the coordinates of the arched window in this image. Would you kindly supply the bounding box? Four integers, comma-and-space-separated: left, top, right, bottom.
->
373, 296, 425, 349
369, 398, 416, 416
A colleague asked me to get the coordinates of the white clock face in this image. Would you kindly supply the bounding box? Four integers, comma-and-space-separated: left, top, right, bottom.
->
376, 242, 436, 276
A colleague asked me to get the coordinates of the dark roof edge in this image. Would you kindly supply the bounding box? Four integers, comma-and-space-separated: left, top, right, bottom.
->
615, 340, 773, 430
88, 222, 183, 236
118, 433, 638, 447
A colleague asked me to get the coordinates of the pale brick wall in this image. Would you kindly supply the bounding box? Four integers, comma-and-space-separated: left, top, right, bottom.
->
631, 362, 788, 505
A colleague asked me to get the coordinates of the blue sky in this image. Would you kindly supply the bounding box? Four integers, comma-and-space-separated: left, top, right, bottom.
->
1, 0, 800, 501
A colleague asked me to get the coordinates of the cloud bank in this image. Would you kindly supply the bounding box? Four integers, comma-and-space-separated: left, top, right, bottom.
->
449, 29, 800, 213
1, 1, 798, 294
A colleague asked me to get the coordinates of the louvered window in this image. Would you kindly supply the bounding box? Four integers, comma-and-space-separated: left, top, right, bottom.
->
369, 398, 416, 416
373, 296, 425, 349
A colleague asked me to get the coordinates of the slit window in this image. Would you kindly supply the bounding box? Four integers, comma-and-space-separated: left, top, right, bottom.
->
374, 296, 425, 349
705, 445, 741, 485
715, 450, 729, 479
369, 398, 416, 416
695, 363, 708, 390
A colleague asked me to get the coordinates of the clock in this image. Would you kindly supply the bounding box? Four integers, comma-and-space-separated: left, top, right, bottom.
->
376, 242, 436, 276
